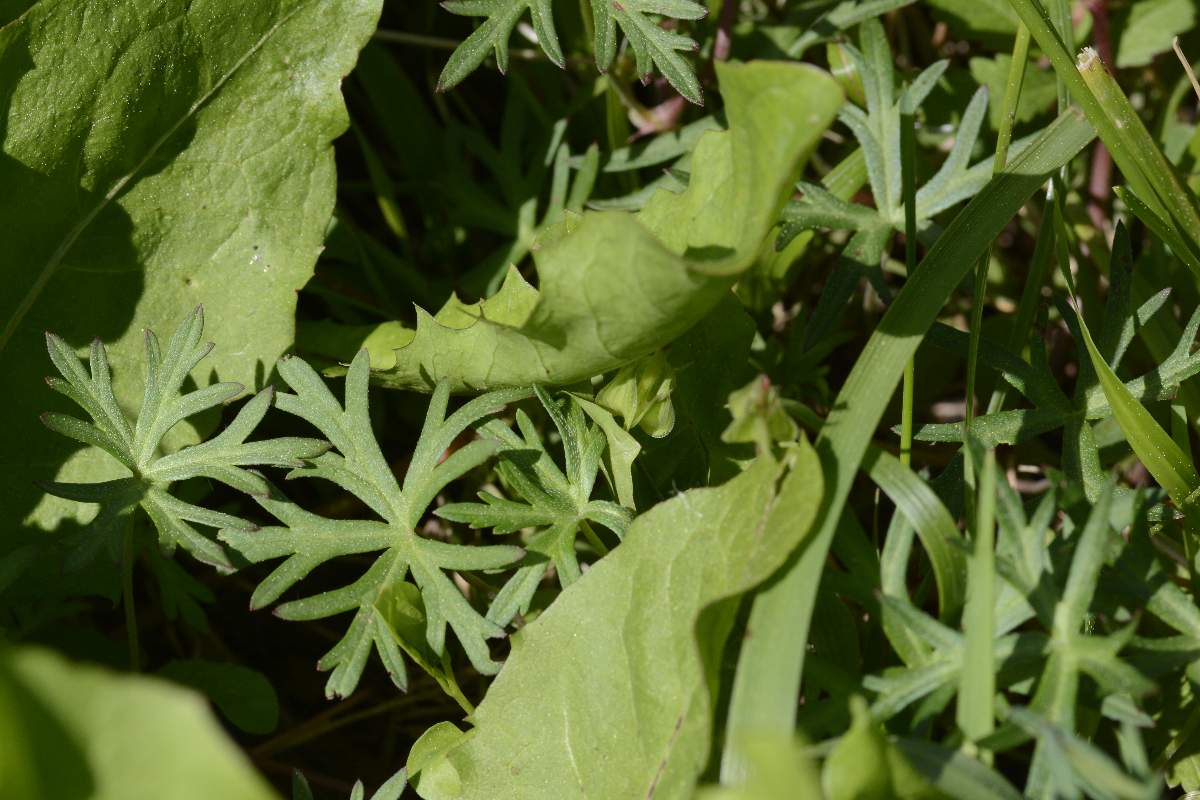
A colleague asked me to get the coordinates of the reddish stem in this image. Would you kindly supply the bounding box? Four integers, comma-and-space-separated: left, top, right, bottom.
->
714, 0, 736, 62
1086, 0, 1114, 236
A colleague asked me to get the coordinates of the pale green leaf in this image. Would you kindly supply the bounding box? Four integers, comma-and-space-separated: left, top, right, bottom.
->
0, 646, 278, 800
590, 0, 708, 104
736, 106, 1095, 741
1115, 0, 1196, 68
437, 0, 564, 92
360, 61, 843, 392
221, 352, 529, 698
410, 445, 824, 799
38, 309, 329, 571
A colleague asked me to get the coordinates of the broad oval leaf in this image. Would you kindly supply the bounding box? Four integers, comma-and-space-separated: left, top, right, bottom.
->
0, 646, 278, 800
408, 443, 824, 799
0, 0, 382, 532
363, 61, 844, 392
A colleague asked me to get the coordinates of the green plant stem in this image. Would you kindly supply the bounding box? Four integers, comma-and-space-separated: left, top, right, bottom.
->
996, 25, 1031, 178
958, 448, 997, 756
578, 0, 596, 45
965, 24, 1029, 431
1005, 0, 1200, 245
122, 519, 141, 673
900, 92, 918, 467
579, 519, 610, 556
720, 109, 1093, 761
1047, 0, 1073, 112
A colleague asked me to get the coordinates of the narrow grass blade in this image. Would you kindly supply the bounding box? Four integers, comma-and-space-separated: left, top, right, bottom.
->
1072, 297, 1199, 508
722, 108, 1094, 770
1004, 0, 1200, 275
959, 448, 997, 745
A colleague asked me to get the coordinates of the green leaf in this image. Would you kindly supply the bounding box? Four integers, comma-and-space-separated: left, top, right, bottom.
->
0, 646, 278, 800
785, 0, 919, 58
734, 105, 1094, 745
571, 396, 641, 509
928, 0, 1021, 43
221, 351, 529, 699
594, 351, 677, 438
437, 0, 565, 92
571, 115, 722, 173
784, 20, 1002, 235
0, 0, 382, 533
1005, 0, 1200, 276
589, 0, 709, 105
697, 735, 823, 799
1010, 707, 1159, 800
438, 387, 633, 626
892, 738, 1023, 800
39, 308, 329, 571
375, 582, 473, 712
360, 61, 843, 392
438, 0, 708, 104
863, 446, 967, 619
638, 295, 758, 496
157, 659, 280, 735
1069, 281, 1200, 509
823, 697, 895, 800
969, 55, 1057, 129
409, 445, 824, 799
1114, 0, 1196, 68
408, 722, 469, 798
958, 449, 997, 743
722, 377, 800, 453
295, 771, 406, 800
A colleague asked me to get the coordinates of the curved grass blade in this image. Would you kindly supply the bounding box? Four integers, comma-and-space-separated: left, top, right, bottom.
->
720, 108, 1095, 771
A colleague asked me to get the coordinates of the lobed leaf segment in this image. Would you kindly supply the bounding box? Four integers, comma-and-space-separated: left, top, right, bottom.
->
40, 307, 328, 572
438, 0, 709, 104
221, 352, 631, 698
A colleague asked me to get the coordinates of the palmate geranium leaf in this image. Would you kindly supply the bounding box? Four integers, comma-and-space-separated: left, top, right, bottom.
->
589, 0, 709, 105
437, 0, 707, 104
775, 19, 998, 352
39, 307, 329, 571
220, 351, 531, 699
437, 0, 565, 93
437, 387, 632, 626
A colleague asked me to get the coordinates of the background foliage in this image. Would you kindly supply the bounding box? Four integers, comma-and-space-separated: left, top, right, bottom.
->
6, 0, 1200, 797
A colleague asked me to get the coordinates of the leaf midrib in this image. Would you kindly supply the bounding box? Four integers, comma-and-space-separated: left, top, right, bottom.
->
0, 1, 307, 356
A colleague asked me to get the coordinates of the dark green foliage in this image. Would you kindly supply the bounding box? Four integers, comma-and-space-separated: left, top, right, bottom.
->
11, 1, 1200, 797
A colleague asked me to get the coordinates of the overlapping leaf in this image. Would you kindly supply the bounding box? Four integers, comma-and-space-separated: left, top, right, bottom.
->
0, 0, 382, 533
406, 445, 824, 799
220, 351, 530, 698
39, 308, 328, 571
351, 61, 843, 392
437, 387, 632, 626
776, 19, 1013, 349
438, 0, 708, 104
